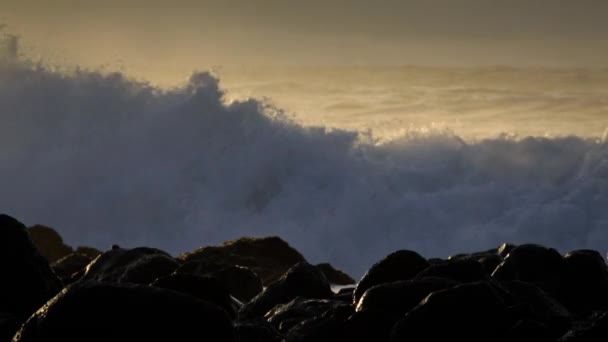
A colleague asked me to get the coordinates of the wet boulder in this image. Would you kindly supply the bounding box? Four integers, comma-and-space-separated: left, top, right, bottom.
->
0, 214, 63, 319
52, 253, 92, 284
235, 320, 283, 342
151, 274, 238, 318
343, 309, 399, 342
503, 280, 572, 337
356, 277, 459, 317
80, 246, 179, 284
176, 261, 263, 302
284, 303, 353, 342
0, 313, 20, 342
390, 281, 509, 342
180, 236, 306, 286
239, 262, 332, 320
504, 319, 554, 342
560, 249, 608, 313
492, 244, 564, 296
12, 281, 236, 342
315, 263, 355, 285
559, 311, 608, 342
414, 258, 489, 283
265, 297, 351, 333
74, 246, 102, 259
28, 224, 72, 263
353, 250, 429, 304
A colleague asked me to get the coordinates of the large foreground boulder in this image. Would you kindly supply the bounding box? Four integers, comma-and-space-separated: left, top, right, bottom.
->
180, 236, 306, 285
492, 244, 564, 296
0, 215, 63, 319
176, 261, 263, 302
353, 250, 429, 304
390, 281, 509, 342
28, 224, 72, 263
239, 262, 333, 320
13, 281, 236, 342
80, 246, 179, 284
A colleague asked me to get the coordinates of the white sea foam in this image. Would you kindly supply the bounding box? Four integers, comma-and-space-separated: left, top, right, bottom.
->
1, 62, 607, 277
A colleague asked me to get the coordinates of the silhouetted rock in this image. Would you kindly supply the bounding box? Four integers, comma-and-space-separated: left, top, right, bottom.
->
492, 244, 564, 296
235, 320, 283, 342
0, 313, 20, 342
390, 281, 508, 342
265, 298, 351, 333
151, 274, 238, 318
80, 246, 179, 284
504, 319, 554, 342
560, 249, 608, 314
52, 253, 92, 283
74, 246, 102, 259
353, 250, 429, 304
415, 258, 489, 283
316, 263, 355, 285
0, 214, 63, 319
343, 309, 398, 342
180, 236, 306, 285
503, 280, 571, 337
498, 243, 518, 257
559, 311, 608, 342
284, 303, 353, 342
28, 224, 72, 263
478, 254, 503, 274
356, 277, 459, 317
176, 261, 263, 302
12, 281, 236, 342
239, 262, 332, 320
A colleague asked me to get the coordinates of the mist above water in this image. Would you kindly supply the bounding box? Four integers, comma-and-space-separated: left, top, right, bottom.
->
1, 60, 607, 277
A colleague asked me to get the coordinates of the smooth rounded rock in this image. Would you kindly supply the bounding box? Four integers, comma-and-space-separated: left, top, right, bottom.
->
12, 281, 236, 342
353, 250, 429, 304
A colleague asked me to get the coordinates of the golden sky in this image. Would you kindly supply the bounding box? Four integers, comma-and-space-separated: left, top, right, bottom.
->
2, 0, 608, 71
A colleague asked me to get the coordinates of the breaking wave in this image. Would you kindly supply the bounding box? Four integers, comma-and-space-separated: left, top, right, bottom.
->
1, 61, 607, 276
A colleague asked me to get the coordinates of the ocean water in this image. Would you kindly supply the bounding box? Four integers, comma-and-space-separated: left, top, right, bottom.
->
1, 61, 607, 277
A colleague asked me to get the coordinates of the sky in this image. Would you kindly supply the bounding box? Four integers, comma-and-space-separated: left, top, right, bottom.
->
2, 1, 608, 72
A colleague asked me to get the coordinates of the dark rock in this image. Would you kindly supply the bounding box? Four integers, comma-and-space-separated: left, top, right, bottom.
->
12, 281, 235, 342
353, 250, 429, 304
52, 253, 92, 284
265, 297, 351, 333
448, 247, 497, 261
559, 311, 608, 342
414, 258, 489, 283
492, 244, 564, 296
235, 320, 283, 342
356, 277, 459, 317
503, 280, 571, 337
284, 303, 353, 342
151, 274, 238, 318
238, 262, 332, 320
0, 313, 20, 342
0, 214, 63, 319
504, 319, 554, 342
343, 309, 399, 342
176, 261, 263, 302
560, 249, 608, 313
479, 254, 503, 274
498, 243, 518, 258
180, 236, 306, 286
390, 281, 508, 342
316, 263, 355, 285
74, 246, 102, 259
80, 246, 179, 284
28, 224, 73, 263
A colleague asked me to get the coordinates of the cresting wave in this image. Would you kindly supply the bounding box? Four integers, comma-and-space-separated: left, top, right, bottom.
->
1, 61, 607, 276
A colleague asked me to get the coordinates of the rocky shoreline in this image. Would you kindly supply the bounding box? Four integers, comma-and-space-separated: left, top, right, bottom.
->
1, 213, 607, 341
